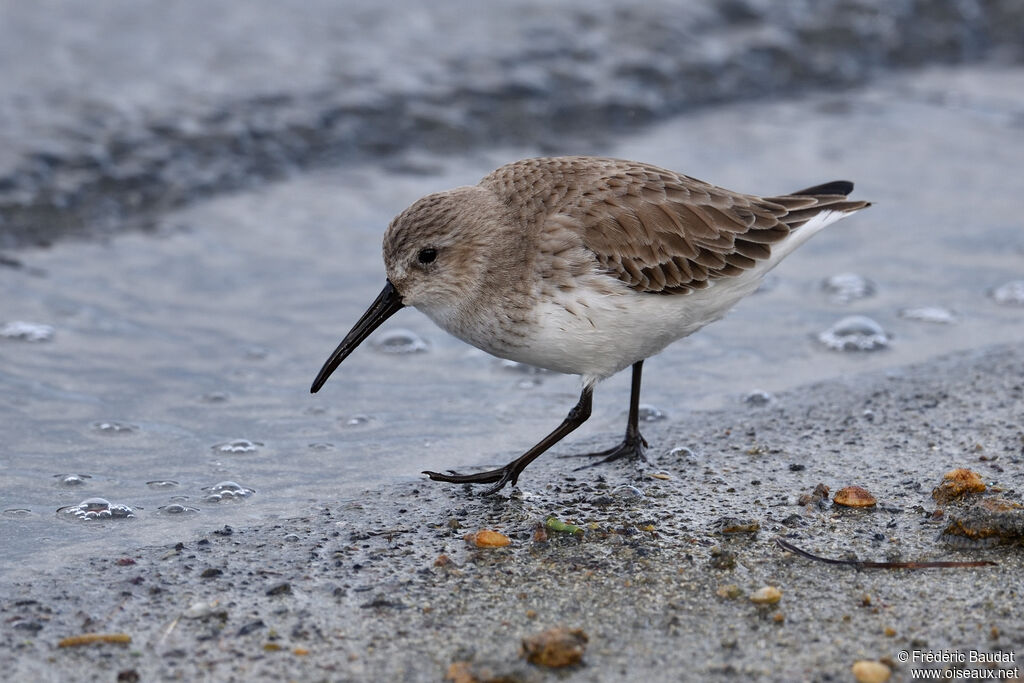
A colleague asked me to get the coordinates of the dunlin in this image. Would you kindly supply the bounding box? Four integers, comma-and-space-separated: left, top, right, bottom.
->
311, 156, 869, 493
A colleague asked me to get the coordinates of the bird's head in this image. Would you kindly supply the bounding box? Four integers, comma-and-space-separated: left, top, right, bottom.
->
310, 185, 511, 393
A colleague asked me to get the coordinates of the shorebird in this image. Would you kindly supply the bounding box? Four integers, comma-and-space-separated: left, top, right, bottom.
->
311, 156, 869, 494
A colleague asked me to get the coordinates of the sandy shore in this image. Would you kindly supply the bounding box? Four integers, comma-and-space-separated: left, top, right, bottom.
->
2, 343, 1021, 682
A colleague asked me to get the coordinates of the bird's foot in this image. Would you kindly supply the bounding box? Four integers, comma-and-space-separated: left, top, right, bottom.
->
569, 430, 648, 470
422, 465, 519, 495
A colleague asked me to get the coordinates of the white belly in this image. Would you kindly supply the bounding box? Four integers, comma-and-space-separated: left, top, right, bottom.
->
505, 273, 760, 383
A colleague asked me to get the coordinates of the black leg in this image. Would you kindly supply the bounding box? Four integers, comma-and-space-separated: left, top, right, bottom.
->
423, 385, 594, 495
571, 360, 647, 467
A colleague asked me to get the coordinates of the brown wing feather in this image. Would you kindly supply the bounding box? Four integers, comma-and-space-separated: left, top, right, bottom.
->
479, 156, 868, 295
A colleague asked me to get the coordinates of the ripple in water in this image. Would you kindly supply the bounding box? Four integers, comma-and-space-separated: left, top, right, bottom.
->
54, 473, 92, 487
342, 415, 370, 427
212, 439, 262, 454
58, 497, 135, 521
371, 328, 428, 354
92, 421, 137, 435
821, 273, 875, 304
0, 321, 55, 342
900, 306, 957, 324
308, 442, 335, 451
3, 508, 35, 518
200, 392, 230, 403
203, 481, 255, 503
146, 479, 180, 489
817, 315, 890, 352
990, 280, 1024, 306
244, 345, 269, 360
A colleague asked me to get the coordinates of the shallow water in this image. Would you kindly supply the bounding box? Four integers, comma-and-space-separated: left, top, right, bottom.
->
1, 67, 1023, 571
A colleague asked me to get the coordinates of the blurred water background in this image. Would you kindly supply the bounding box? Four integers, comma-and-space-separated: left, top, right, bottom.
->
1, 1, 1023, 571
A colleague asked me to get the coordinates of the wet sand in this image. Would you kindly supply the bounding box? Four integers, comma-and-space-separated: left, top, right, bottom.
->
2, 343, 1021, 681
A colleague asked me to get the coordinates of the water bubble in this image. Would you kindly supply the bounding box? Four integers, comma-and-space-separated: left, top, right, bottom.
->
92, 421, 137, 435
371, 328, 428, 354
342, 415, 370, 427
0, 321, 54, 342
821, 273, 875, 304
990, 280, 1024, 306
817, 315, 890, 352
637, 404, 666, 422
158, 503, 199, 515
203, 481, 255, 503
899, 306, 957, 324
212, 439, 262, 454
54, 473, 92, 487
612, 485, 645, 499
742, 390, 774, 406
308, 442, 335, 451
668, 446, 697, 460
146, 480, 180, 489
58, 497, 135, 521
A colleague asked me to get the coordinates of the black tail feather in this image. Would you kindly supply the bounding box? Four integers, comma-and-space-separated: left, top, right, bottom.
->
790, 180, 854, 197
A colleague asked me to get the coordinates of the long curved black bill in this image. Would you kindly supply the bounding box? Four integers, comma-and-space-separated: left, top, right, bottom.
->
310, 280, 404, 393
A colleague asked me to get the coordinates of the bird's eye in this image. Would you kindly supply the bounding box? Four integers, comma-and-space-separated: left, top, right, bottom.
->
418, 248, 437, 264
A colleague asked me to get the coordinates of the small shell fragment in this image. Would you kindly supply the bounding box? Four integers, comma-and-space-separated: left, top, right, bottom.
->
932, 468, 986, 504
833, 486, 877, 508
749, 586, 782, 605
851, 659, 891, 683
520, 626, 588, 668
58, 633, 132, 647
463, 529, 510, 548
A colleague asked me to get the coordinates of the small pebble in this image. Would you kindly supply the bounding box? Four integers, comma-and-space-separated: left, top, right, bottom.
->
265, 581, 292, 596
749, 586, 782, 605
716, 584, 742, 599
851, 659, 891, 683
798, 483, 831, 506
520, 626, 587, 668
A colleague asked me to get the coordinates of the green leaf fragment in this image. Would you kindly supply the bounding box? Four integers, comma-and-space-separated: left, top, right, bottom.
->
544, 516, 584, 537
